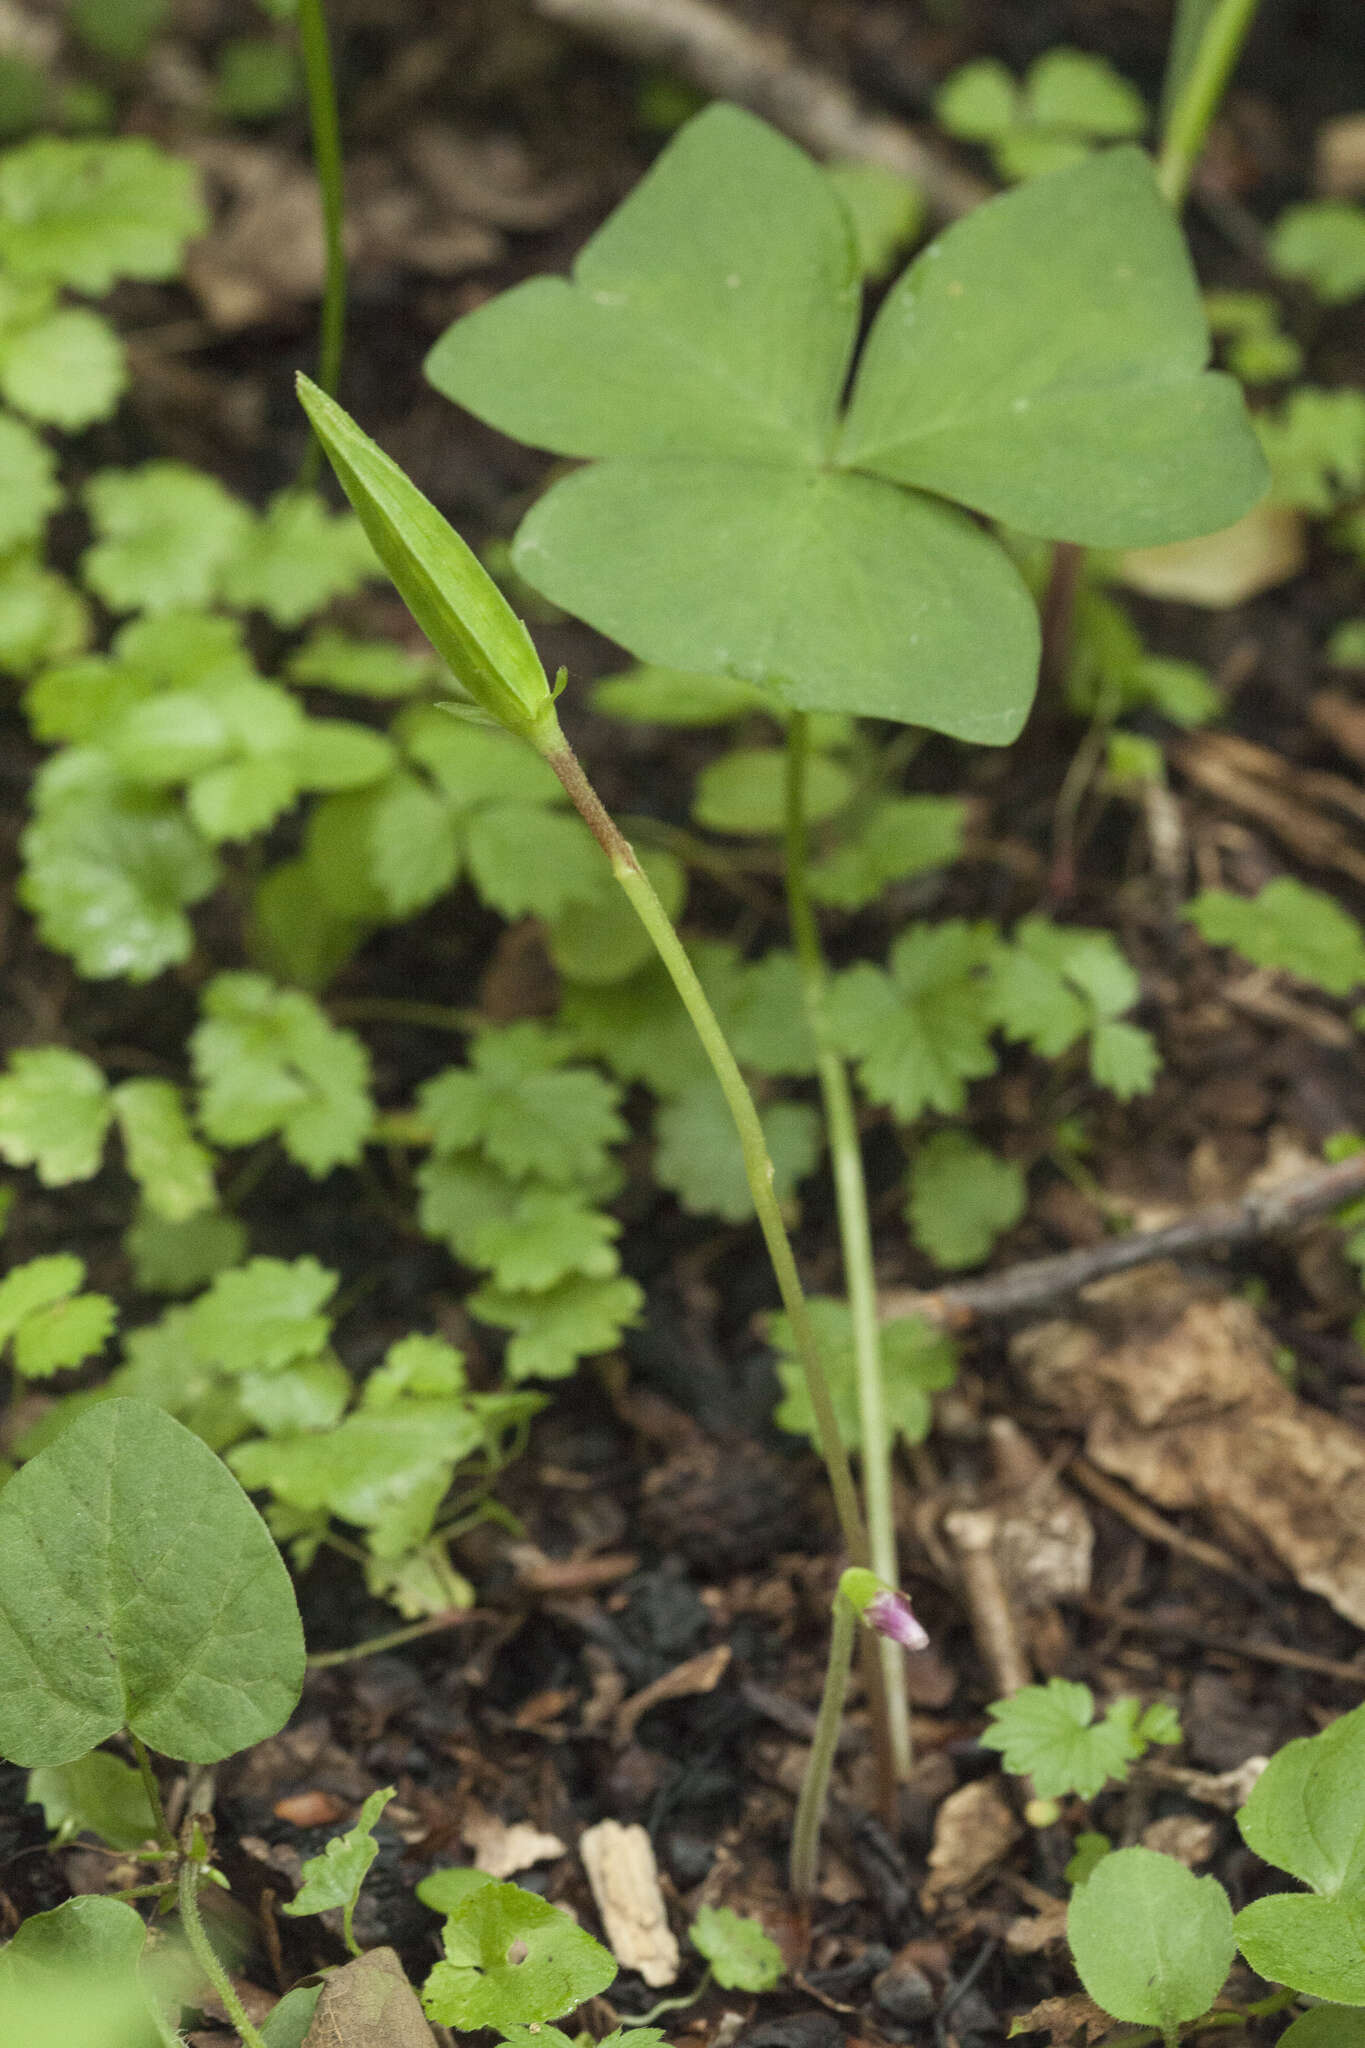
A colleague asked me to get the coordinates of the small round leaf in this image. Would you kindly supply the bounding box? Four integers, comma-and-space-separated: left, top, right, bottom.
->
1067, 1845, 1234, 2031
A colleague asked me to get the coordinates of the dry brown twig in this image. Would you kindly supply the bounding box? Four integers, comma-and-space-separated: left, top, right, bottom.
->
882, 1151, 1365, 1330
529, 0, 989, 221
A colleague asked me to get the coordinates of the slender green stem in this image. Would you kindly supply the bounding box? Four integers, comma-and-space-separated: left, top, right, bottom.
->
307, 1610, 467, 1667
1156, 0, 1261, 208
784, 715, 911, 1788
628, 1967, 714, 2025
176, 1856, 269, 2048
129, 1733, 174, 1852
330, 996, 481, 1034
789, 1591, 857, 1902
295, 0, 347, 487
545, 739, 869, 1569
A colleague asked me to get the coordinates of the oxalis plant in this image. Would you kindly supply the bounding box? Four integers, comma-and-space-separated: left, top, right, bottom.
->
299, 99, 1266, 1876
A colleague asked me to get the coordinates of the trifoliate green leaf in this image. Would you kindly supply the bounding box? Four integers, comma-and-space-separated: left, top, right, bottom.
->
104, 675, 303, 787
282, 1787, 395, 1953
230, 1402, 485, 1555
1068, 1847, 1234, 2032
0, 306, 125, 429
416, 1151, 521, 1263
1022, 48, 1146, 137
464, 803, 604, 919
307, 774, 459, 920
193, 972, 374, 1174
934, 59, 1017, 141
980, 1678, 1147, 1798
82, 462, 252, 614
111, 1078, 216, 1222
590, 663, 775, 726
691, 746, 853, 836
0, 137, 205, 291
771, 1297, 956, 1451
421, 1879, 617, 2030
0, 1254, 115, 1377
470, 1190, 622, 1292
398, 705, 564, 809
827, 921, 998, 1120
0, 552, 88, 676
1257, 387, 1365, 514
188, 1255, 337, 1375
1269, 202, 1365, 305
419, 1026, 626, 1186
21, 752, 219, 980
236, 1356, 351, 1435
810, 795, 965, 909
250, 857, 364, 994
288, 626, 436, 698
559, 959, 709, 1099
907, 1128, 1026, 1269
123, 1208, 247, 1297
653, 1083, 821, 1223
27, 1751, 157, 1853
115, 608, 260, 692
363, 1334, 467, 1407
0, 412, 59, 551
1186, 878, 1365, 996
469, 1272, 644, 1380
0, 1398, 305, 1767
0, 1046, 110, 1184
365, 1542, 477, 1622
219, 489, 378, 626
690, 1905, 784, 1991
1089, 1018, 1160, 1099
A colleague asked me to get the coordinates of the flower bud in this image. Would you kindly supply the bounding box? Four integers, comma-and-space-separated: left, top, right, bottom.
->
838, 1567, 929, 1651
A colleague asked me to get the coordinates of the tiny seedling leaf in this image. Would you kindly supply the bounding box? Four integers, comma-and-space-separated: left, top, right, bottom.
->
419, 1026, 626, 1186
189, 1255, 337, 1375
772, 1298, 956, 1451
690, 1905, 784, 1991
0, 305, 126, 430
0, 1046, 110, 1184
0, 1256, 115, 1378
1067, 1846, 1234, 2029
469, 1273, 644, 1381
282, 1786, 395, 1954
112, 1078, 216, 1222
0, 1397, 305, 1767
0, 137, 205, 292
1186, 878, 1365, 997
420, 1878, 617, 2029
980, 1679, 1147, 1800
1269, 202, 1365, 305
906, 1128, 1026, 1269
193, 972, 374, 1174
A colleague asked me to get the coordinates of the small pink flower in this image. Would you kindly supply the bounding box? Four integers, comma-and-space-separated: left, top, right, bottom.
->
866, 1589, 929, 1653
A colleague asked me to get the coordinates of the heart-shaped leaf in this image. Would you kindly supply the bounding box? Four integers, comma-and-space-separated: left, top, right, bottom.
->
0, 1397, 305, 1767
1234, 1702, 1365, 2002
426, 103, 858, 464
839, 145, 1266, 546
514, 458, 1038, 742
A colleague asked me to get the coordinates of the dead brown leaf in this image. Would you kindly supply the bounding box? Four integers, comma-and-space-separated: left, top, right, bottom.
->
614, 1643, 731, 1741
1013, 1265, 1365, 1629
461, 1800, 566, 1878
1008, 1991, 1112, 2044
919, 1776, 1022, 1912
302, 1947, 434, 2047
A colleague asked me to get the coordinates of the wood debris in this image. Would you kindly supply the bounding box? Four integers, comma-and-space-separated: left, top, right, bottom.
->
579, 1819, 680, 1987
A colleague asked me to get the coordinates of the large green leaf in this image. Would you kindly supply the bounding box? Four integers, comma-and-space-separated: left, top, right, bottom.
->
513, 457, 1038, 741
839, 146, 1266, 545
0, 1398, 304, 1768
1068, 1846, 1234, 2030
0, 1896, 165, 2048
426, 103, 857, 464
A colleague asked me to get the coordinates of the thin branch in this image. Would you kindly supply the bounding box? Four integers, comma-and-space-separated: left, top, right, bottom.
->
881, 1152, 1365, 1330
531, 0, 989, 222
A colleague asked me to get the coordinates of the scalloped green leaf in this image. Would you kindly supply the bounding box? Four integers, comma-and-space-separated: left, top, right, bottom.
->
0, 1398, 304, 1767
0, 1046, 110, 1184
0, 137, 205, 292
421, 1879, 617, 2029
